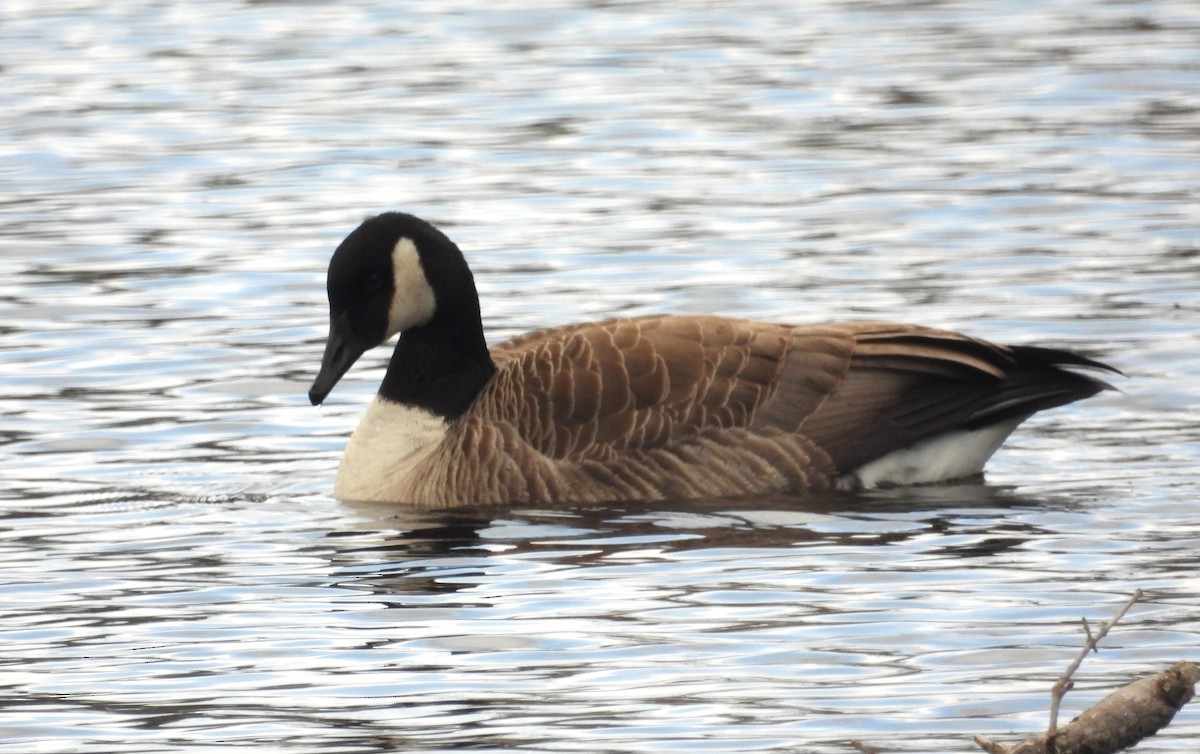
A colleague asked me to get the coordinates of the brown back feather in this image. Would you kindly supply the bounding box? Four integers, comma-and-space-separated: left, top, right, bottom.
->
455, 315, 1110, 501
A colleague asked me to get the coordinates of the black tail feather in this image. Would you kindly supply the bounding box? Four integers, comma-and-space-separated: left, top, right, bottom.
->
853, 346, 1118, 468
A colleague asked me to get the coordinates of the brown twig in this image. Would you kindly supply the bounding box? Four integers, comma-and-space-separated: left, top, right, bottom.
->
1046, 589, 1143, 742
849, 740, 880, 754
977, 660, 1199, 754
972, 733, 1009, 753
971, 589, 1200, 754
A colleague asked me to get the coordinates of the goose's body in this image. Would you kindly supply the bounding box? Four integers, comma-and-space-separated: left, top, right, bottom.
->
310, 213, 1117, 507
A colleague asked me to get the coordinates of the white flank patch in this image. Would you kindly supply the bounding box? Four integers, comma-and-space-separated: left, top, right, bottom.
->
334, 396, 447, 502
840, 418, 1023, 490
386, 237, 437, 339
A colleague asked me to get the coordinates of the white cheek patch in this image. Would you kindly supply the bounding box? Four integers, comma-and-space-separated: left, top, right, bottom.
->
386, 237, 438, 339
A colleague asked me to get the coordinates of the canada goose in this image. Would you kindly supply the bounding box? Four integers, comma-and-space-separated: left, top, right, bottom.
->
309, 212, 1117, 506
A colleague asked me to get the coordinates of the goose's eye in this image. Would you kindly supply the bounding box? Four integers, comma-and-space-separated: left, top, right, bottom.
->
365, 272, 387, 292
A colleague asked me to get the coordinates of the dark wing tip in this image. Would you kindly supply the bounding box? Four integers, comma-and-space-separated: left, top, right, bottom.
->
1007, 344, 1123, 377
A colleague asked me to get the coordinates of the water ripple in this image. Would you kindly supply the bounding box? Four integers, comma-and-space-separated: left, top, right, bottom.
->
2, 0, 1199, 752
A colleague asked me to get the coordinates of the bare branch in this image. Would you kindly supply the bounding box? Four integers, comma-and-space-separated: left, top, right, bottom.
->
1047, 589, 1143, 739
972, 734, 1011, 753
1002, 661, 1198, 754
974, 590, 1198, 753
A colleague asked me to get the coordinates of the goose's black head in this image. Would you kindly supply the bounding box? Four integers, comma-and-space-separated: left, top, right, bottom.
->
308, 212, 492, 413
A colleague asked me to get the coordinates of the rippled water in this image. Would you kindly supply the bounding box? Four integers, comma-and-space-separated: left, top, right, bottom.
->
3, 1, 1199, 752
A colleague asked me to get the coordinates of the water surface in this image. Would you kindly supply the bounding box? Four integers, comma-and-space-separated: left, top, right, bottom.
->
2, 1, 1199, 752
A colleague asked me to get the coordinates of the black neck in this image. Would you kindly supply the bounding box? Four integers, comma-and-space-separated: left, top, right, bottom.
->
378, 313, 496, 421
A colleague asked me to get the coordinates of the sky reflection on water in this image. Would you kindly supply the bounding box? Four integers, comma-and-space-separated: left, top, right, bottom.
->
1, 1, 1199, 752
